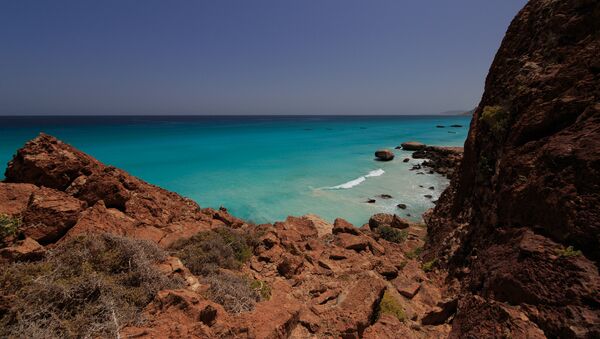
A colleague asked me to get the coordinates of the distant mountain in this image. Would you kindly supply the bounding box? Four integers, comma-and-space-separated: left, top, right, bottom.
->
438, 108, 476, 116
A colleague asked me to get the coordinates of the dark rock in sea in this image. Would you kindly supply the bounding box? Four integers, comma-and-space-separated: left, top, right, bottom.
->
403, 158, 410, 163
428, 186, 435, 190
374, 149, 394, 161
366, 199, 376, 204
447, 131, 456, 134
412, 146, 463, 180
416, 172, 424, 175
379, 194, 393, 199
450, 124, 463, 128
424, 195, 433, 199
397, 203, 407, 209
419, 185, 424, 188
406, 213, 411, 217
436, 125, 445, 128
400, 141, 426, 151
411, 164, 422, 170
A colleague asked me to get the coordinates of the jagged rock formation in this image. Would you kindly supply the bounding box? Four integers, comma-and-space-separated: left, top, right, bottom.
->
426, 0, 600, 337
1, 134, 450, 338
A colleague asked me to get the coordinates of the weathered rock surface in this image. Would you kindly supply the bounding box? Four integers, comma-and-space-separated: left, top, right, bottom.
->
426, 0, 600, 337
2, 133, 228, 248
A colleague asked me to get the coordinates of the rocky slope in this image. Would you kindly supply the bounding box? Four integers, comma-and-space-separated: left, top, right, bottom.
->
0, 134, 452, 338
426, 0, 600, 337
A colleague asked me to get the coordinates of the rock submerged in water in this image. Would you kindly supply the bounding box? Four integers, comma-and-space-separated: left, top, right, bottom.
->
397, 203, 407, 209
400, 141, 426, 151
379, 194, 392, 199
450, 124, 463, 127
366, 198, 376, 204
374, 149, 394, 161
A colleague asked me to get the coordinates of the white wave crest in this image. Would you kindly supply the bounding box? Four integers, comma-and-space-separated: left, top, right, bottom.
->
321, 169, 385, 190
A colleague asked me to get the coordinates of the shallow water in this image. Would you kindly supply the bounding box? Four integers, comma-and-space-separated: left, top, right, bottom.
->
0, 115, 470, 226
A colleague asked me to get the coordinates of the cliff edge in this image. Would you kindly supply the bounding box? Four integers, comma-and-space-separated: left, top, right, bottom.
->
426, 0, 600, 337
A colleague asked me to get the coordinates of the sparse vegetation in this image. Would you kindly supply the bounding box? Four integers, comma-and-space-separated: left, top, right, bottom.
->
377, 226, 408, 243
376, 289, 406, 322
0, 213, 21, 241
556, 246, 582, 257
171, 227, 254, 276
171, 227, 266, 313
250, 279, 272, 300
0, 233, 182, 338
480, 105, 509, 138
406, 247, 423, 259
205, 272, 260, 313
422, 258, 438, 272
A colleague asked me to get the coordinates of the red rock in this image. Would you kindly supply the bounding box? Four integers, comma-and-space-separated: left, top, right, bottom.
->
21, 187, 86, 244
333, 218, 360, 235
374, 149, 394, 161
0, 237, 44, 262
0, 183, 38, 216
368, 213, 410, 229
335, 233, 369, 252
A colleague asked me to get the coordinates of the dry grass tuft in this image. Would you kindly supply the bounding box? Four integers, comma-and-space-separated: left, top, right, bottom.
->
0, 233, 182, 338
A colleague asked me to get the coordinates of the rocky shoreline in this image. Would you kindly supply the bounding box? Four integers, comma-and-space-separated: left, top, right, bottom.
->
0, 134, 453, 338
1, 0, 599, 337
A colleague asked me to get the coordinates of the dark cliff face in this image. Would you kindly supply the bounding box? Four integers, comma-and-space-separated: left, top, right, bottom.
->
427, 0, 600, 337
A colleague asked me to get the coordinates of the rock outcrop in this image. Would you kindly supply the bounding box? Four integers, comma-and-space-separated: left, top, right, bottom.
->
2, 133, 232, 247
400, 141, 427, 151
412, 146, 464, 179
426, 0, 600, 337
1, 134, 451, 338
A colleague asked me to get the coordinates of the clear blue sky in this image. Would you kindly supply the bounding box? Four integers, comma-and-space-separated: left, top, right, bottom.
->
0, 0, 527, 115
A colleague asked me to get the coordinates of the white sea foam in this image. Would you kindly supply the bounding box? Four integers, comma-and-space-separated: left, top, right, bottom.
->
322, 169, 385, 190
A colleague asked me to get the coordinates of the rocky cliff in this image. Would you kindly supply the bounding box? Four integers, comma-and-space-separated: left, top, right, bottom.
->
426, 0, 600, 337
0, 134, 452, 338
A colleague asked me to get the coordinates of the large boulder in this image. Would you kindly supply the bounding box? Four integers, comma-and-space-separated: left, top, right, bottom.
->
374, 149, 394, 161
369, 213, 410, 229
400, 141, 426, 151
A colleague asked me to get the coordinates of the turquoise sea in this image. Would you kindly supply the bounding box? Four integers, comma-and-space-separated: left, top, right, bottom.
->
0, 116, 470, 226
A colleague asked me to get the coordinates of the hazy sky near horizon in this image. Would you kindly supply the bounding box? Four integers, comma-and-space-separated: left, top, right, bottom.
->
1, 0, 527, 115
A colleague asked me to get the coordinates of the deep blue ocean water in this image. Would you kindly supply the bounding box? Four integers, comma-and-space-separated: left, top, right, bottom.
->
0, 115, 470, 226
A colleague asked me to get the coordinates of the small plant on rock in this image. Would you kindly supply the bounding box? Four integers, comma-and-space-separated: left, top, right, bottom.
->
422, 258, 438, 272
480, 105, 509, 138
0, 214, 21, 241
377, 226, 408, 243
556, 246, 582, 257
376, 289, 406, 322
406, 247, 423, 259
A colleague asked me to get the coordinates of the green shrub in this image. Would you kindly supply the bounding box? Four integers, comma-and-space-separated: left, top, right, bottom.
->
377, 226, 408, 243
422, 258, 438, 272
0, 214, 21, 240
250, 279, 272, 300
171, 227, 254, 276
376, 289, 406, 322
556, 246, 582, 257
480, 105, 509, 138
406, 247, 423, 259
0, 233, 181, 338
